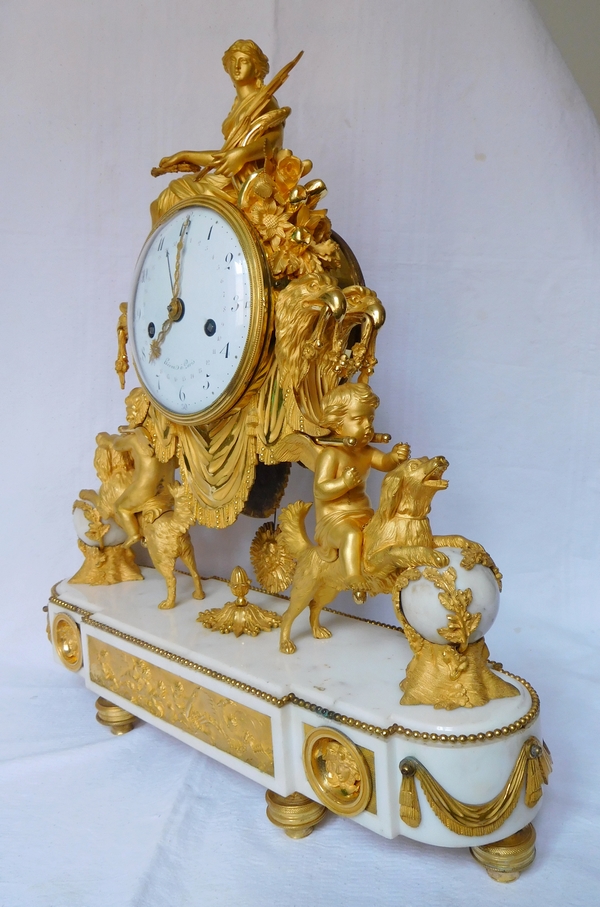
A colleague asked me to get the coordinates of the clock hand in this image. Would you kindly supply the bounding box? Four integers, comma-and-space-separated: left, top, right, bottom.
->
166, 249, 174, 293
149, 217, 190, 361
149, 298, 184, 361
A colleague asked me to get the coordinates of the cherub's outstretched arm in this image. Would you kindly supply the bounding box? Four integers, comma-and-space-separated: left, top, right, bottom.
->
370, 443, 410, 471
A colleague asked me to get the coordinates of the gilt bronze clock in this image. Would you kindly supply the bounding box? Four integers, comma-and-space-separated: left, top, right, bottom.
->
49, 39, 550, 883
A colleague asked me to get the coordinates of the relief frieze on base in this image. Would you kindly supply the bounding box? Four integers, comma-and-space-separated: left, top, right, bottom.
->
87, 636, 274, 775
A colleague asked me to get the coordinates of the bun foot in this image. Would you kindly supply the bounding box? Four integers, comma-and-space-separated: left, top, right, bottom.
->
265, 790, 327, 839
470, 824, 536, 882
95, 697, 137, 735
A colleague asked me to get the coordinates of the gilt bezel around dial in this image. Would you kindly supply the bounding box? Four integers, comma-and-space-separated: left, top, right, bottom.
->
128, 197, 271, 425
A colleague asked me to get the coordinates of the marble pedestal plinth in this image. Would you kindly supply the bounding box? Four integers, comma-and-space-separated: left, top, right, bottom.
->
47, 568, 548, 862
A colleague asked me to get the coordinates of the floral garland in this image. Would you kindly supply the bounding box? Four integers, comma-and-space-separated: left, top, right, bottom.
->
239, 148, 341, 280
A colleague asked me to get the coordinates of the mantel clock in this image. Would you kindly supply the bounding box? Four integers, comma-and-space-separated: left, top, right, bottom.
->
48, 39, 550, 884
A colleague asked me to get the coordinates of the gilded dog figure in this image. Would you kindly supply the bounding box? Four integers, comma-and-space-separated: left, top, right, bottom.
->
142, 482, 205, 610
277, 455, 490, 654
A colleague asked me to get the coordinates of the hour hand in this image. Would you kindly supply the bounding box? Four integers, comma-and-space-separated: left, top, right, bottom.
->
149, 297, 184, 361
149, 216, 189, 361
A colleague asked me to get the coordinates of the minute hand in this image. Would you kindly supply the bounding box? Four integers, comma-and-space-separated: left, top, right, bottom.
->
149, 217, 189, 362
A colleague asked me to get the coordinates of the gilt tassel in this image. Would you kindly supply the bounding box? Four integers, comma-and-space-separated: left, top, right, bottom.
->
525, 744, 544, 807
399, 762, 421, 828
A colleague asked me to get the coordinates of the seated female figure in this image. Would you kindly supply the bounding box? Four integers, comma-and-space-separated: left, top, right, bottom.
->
150, 40, 284, 226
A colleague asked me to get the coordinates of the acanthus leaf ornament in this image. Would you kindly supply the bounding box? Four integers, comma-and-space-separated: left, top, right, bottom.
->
196, 566, 281, 637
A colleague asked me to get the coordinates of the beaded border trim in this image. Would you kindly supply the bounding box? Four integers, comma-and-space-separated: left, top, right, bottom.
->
49, 590, 93, 618
48, 591, 539, 744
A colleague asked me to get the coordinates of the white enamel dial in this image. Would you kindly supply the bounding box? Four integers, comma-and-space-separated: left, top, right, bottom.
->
129, 201, 266, 422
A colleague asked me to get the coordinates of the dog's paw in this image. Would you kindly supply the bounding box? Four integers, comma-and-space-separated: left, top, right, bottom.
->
280, 638, 297, 655
431, 550, 450, 567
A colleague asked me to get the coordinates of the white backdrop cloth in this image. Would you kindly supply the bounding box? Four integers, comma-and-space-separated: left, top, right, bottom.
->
1, 1, 599, 904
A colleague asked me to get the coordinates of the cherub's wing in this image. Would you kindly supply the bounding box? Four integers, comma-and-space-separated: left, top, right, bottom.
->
267, 432, 321, 472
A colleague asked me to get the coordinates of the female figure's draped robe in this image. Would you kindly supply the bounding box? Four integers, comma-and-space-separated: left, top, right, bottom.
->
150, 91, 279, 227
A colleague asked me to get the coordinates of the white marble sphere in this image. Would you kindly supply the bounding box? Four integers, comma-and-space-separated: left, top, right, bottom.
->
400, 547, 500, 645
73, 507, 127, 548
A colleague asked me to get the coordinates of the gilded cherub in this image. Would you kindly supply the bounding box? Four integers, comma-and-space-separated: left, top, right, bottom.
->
97, 388, 175, 547
313, 383, 409, 603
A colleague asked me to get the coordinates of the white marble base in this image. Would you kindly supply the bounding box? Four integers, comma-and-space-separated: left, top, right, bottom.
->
49, 569, 547, 849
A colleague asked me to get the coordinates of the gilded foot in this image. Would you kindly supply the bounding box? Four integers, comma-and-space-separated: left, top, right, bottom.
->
309, 606, 332, 640
95, 696, 137, 735
280, 638, 297, 655
470, 824, 536, 882
193, 588, 205, 600
158, 599, 175, 610
265, 790, 327, 839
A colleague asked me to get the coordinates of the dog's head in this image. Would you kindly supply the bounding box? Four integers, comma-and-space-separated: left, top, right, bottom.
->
379, 455, 449, 520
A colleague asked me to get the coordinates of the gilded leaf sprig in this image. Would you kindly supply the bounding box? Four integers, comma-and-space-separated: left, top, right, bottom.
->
422, 566, 481, 652
459, 543, 503, 591
73, 500, 110, 546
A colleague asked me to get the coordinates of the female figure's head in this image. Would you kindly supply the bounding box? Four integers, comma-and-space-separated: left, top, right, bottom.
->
222, 40, 269, 87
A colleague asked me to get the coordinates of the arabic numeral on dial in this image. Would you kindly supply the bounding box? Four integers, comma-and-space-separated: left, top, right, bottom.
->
157, 237, 164, 251
179, 386, 186, 402
225, 252, 233, 269
220, 343, 229, 358
207, 225, 214, 241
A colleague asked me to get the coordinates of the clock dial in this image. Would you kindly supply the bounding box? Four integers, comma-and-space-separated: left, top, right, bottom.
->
129, 200, 268, 423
